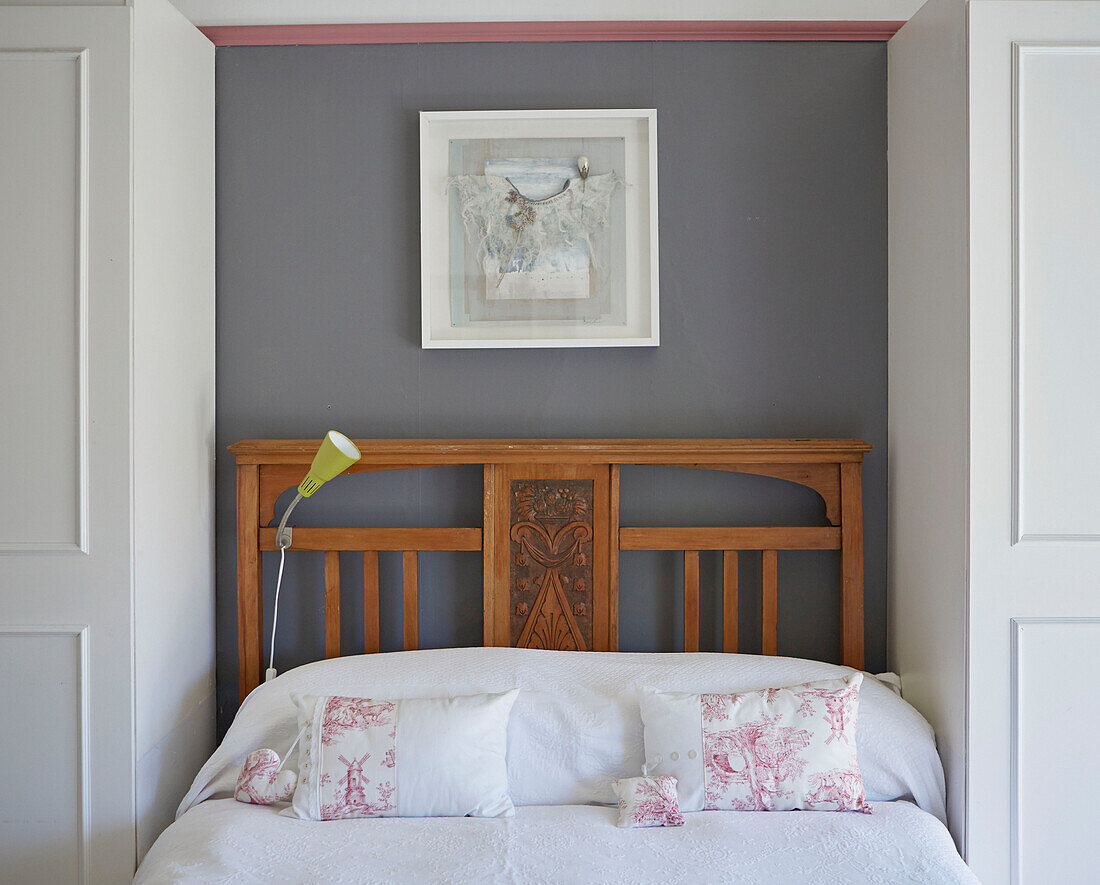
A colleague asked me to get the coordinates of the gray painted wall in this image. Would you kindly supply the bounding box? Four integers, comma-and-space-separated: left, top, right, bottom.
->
215, 41, 887, 733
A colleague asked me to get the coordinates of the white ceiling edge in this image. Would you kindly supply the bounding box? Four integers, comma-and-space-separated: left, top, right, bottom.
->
171, 0, 926, 28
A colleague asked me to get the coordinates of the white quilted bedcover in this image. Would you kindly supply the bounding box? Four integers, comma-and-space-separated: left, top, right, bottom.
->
137, 648, 973, 884
137, 799, 975, 884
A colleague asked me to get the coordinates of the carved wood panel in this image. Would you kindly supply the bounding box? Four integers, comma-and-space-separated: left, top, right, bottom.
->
508, 479, 595, 650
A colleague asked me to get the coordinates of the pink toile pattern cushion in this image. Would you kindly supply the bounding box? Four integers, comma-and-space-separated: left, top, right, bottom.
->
289, 690, 518, 821
314, 697, 397, 819
612, 775, 685, 828
234, 748, 297, 805
641, 673, 872, 814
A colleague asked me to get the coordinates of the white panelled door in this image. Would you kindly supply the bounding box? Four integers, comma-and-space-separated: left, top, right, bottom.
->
0, 7, 135, 883
968, 3, 1100, 883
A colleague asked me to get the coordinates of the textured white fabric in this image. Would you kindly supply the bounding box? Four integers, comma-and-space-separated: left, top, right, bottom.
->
641, 674, 870, 813
289, 691, 516, 820
177, 648, 947, 824
137, 799, 976, 885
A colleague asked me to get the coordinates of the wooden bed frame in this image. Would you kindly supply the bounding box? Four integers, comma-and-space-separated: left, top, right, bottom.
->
230, 438, 871, 702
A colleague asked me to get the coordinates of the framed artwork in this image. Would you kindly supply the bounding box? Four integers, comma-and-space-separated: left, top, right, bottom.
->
420, 109, 659, 348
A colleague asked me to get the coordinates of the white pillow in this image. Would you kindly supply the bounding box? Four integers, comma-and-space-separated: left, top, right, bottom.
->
289, 690, 518, 820
640, 674, 871, 813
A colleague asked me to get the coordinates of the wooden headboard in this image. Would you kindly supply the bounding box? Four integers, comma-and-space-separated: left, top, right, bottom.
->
230, 438, 872, 701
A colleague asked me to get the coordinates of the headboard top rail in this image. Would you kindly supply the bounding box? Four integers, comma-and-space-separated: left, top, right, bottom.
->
228, 437, 872, 465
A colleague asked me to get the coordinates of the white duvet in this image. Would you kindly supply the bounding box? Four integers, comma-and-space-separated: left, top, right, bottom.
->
138, 799, 973, 885
138, 648, 975, 884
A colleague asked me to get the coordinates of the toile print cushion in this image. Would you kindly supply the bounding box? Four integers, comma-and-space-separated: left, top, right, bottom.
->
234, 748, 297, 805
612, 775, 685, 828
640, 673, 871, 814
289, 690, 518, 820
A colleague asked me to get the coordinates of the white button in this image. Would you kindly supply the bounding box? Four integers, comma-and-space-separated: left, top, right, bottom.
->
688, 750, 697, 759
669, 751, 679, 761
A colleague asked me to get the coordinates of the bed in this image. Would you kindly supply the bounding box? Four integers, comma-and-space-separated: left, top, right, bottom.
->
136, 439, 975, 883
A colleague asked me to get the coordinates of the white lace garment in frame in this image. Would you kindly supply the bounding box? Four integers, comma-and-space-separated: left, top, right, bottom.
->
448, 160, 624, 304
442, 139, 630, 329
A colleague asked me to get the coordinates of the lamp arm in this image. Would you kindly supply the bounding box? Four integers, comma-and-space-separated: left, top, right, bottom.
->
265, 430, 360, 684
274, 492, 304, 549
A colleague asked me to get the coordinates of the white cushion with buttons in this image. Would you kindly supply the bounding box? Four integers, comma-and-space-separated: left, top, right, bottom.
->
640, 674, 871, 813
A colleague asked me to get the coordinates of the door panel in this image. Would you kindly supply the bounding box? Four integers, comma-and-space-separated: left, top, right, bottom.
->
0, 628, 86, 882
1014, 44, 1100, 541
968, 4, 1100, 882
0, 49, 85, 553
0, 8, 133, 883
1013, 619, 1100, 883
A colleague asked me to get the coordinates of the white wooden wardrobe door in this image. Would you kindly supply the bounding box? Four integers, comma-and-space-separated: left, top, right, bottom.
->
0, 7, 135, 883
968, 3, 1100, 883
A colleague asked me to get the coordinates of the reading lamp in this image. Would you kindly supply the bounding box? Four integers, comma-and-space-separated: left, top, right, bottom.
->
266, 431, 361, 682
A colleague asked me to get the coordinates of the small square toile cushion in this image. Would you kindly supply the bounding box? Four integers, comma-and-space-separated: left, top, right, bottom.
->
640, 673, 871, 813
612, 775, 685, 828
289, 690, 518, 820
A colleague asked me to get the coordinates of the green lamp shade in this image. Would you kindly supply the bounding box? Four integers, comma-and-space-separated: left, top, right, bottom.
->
297, 431, 361, 497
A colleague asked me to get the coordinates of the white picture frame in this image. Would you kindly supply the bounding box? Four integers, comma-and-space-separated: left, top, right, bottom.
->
420, 109, 659, 348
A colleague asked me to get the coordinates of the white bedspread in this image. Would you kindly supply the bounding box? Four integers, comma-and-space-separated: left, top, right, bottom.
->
142, 648, 969, 883
137, 798, 976, 885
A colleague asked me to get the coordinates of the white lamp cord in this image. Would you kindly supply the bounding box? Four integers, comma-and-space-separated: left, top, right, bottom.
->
266, 490, 305, 683
266, 542, 288, 682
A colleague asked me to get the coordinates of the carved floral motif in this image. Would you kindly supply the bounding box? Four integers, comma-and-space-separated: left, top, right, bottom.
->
514, 484, 589, 521
509, 479, 594, 649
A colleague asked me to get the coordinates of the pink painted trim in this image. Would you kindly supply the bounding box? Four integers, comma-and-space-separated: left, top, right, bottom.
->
201, 20, 905, 47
